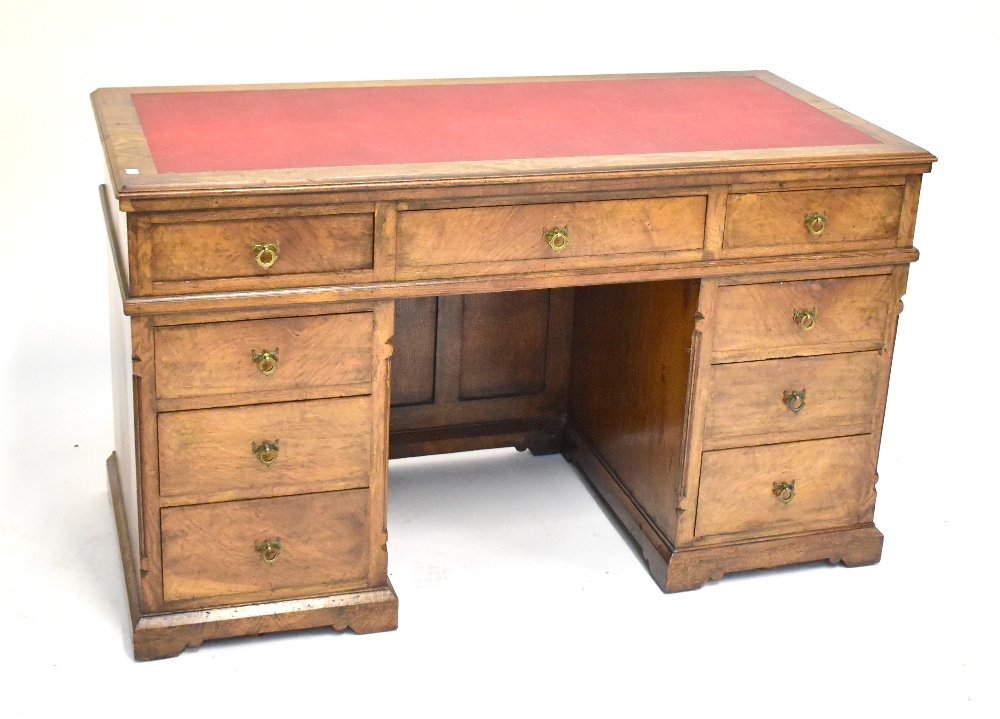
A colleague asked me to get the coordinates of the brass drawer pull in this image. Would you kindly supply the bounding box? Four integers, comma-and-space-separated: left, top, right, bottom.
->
254, 538, 281, 563
251, 349, 279, 375
782, 388, 806, 413
252, 242, 279, 269
804, 212, 827, 237
252, 439, 280, 466
543, 225, 569, 252
772, 481, 795, 504
793, 307, 817, 331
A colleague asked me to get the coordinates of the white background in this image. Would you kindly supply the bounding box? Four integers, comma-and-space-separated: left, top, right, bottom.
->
1, 1, 997, 715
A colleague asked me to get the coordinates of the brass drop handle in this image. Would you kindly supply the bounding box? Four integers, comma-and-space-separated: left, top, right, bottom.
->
772, 481, 796, 505
252, 439, 280, 467
793, 307, 817, 331
804, 212, 827, 237
251, 349, 279, 376
783, 389, 806, 413
543, 225, 569, 252
255, 538, 281, 563
252, 242, 279, 269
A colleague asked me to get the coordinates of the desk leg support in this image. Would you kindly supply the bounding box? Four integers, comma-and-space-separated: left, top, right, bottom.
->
108, 452, 398, 661
660, 527, 884, 593
563, 426, 884, 593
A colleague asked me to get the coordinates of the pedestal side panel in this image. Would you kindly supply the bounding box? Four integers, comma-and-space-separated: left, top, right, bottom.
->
108, 253, 139, 579
568, 280, 700, 542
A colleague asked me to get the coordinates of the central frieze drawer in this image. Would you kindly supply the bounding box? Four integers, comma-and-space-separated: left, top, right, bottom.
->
396, 197, 707, 275
695, 435, 873, 538
161, 490, 370, 605
703, 351, 881, 446
154, 313, 374, 402
158, 396, 373, 503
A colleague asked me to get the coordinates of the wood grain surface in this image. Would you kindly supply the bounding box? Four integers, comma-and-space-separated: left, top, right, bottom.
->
150, 212, 374, 284
133, 585, 398, 661
712, 273, 893, 362
569, 280, 700, 541
704, 351, 881, 447
725, 185, 905, 249
157, 396, 372, 504
396, 196, 707, 274
108, 263, 140, 580
459, 290, 550, 400
161, 490, 369, 605
696, 435, 873, 537
367, 301, 394, 588
154, 313, 373, 401
391, 297, 438, 406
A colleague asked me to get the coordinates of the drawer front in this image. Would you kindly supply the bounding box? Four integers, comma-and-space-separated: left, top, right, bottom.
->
713, 274, 893, 361
161, 490, 370, 604
704, 352, 880, 445
154, 313, 373, 401
396, 197, 707, 273
724, 186, 905, 251
158, 396, 372, 502
696, 435, 872, 538
150, 213, 374, 284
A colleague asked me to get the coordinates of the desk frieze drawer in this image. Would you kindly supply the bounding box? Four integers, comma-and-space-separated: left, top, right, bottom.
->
703, 351, 881, 449
160, 490, 370, 607
395, 196, 707, 279
146, 211, 375, 294
695, 435, 874, 539
154, 313, 374, 409
158, 396, 373, 505
724, 185, 905, 254
712, 274, 894, 363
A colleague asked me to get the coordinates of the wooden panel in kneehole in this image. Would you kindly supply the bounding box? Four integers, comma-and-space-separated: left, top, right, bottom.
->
391, 297, 438, 406
459, 290, 550, 400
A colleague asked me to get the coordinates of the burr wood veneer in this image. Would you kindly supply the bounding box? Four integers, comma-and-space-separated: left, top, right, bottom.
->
94, 71, 934, 659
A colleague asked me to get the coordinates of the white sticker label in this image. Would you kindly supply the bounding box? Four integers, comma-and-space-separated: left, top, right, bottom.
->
125, 168, 139, 175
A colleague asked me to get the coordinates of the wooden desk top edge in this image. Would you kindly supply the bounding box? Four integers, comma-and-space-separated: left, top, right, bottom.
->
93, 70, 936, 205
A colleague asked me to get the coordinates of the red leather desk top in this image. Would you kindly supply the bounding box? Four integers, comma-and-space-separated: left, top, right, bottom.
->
130, 76, 880, 174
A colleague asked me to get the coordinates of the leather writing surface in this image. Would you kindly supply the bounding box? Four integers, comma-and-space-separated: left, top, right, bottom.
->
132, 77, 878, 173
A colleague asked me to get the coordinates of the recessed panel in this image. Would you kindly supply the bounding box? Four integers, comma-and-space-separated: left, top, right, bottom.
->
391, 297, 438, 406
459, 291, 550, 400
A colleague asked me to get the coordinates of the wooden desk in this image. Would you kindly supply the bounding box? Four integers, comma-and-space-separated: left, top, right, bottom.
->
93, 72, 935, 660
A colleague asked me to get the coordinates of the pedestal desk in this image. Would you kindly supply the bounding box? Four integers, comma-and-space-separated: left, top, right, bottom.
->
92, 72, 935, 660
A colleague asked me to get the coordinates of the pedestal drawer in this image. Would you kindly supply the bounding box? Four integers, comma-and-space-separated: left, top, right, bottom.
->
161, 490, 370, 605
712, 274, 893, 362
158, 396, 372, 504
154, 313, 373, 404
396, 196, 707, 277
703, 351, 881, 448
724, 186, 905, 252
149, 212, 374, 288
695, 435, 873, 538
